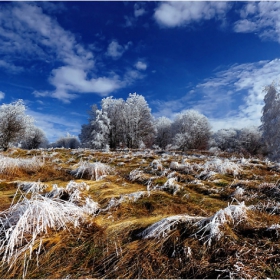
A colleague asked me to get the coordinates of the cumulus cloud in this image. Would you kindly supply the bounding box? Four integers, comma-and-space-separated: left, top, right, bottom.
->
106, 40, 132, 60
153, 59, 280, 131
135, 61, 147, 71
0, 2, 138, 103
233, 2, 280, 43
154, 1, 230, 28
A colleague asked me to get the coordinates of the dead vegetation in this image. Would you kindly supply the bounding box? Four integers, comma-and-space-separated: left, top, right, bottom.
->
0, 147, 280, 278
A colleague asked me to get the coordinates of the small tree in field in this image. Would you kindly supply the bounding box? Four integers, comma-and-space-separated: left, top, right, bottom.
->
172, 110, 211, 151
21, 126, 48, 149
53, 133, 80, 149
0, 100, 33, 151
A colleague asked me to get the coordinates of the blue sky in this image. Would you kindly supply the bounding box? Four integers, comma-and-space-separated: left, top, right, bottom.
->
1, 1, 280, 142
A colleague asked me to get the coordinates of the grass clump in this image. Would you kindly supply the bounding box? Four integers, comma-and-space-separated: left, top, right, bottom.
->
71, 161, 114, 180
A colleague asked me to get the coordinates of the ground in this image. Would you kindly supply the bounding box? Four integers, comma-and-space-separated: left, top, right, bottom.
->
0, 147, 280, 279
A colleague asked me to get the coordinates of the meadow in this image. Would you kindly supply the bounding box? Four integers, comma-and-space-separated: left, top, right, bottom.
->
0, 147, 280, 278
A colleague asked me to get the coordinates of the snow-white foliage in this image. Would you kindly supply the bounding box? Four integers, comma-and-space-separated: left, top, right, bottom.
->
0, 155, 44, 175
0, 100, 34, 151
261, 83, 280, 159
72, 161, 113, 180
172, 110, 211, 151
20, 126, 48, 150
212, 128, 239, 152
194, 202, 247, 246
139, 215, 203, 239
17, 181, 47, 194
80, 93, 156, 149
91, 109, 111, 149
154, 116, 172, 149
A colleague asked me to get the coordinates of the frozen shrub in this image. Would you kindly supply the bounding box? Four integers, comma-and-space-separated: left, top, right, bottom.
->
72, 161, 113, 180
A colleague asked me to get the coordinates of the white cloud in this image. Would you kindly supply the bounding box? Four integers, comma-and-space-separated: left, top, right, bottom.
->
0, 2, 138, 103
154, 1, 230, 28
106, 40, 131, 60
0, 60, 23, 73
233, 2, 280, 43
135, 61, 147, 71
153, 59, 280, 131
0, 91, 5, 101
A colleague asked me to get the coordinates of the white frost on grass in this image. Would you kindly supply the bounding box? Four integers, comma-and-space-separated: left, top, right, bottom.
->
17, 181, 47, 194
0, 192, 87, 269
139, 202, 248, 247
139, 214, 203, 239
0, 155, 44, 175
194, 202, 247, 246
152, 177, 182, 195
71, 161, 114, 180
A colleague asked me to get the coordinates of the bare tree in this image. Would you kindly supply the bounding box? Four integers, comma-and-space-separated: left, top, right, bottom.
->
0, 100, 33, 151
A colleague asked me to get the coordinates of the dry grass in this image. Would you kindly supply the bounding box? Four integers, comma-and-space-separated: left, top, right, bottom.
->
0, 147, 280, 278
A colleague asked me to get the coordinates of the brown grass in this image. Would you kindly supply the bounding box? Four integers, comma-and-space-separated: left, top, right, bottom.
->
1, 148, 280, 278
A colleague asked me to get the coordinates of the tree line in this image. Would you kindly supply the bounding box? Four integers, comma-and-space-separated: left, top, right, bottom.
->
0, 84, 280, 159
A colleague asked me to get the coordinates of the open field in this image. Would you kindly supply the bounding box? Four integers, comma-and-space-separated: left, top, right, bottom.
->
0, 147, 280, 278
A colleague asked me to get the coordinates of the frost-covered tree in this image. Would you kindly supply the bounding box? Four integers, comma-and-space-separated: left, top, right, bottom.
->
91, 109, 111, 149
154, 117, 172, 149
172, 110, 211, 151
238, 126, 263, 155
101, 97, 126, 149
20, 126, 48, 149
123, 93, 156, 148
261, 83, 280, 159
212, 128, 239, 152
54, 133, 80, 149
79, 93, 155, 149
0, 100, 33, 151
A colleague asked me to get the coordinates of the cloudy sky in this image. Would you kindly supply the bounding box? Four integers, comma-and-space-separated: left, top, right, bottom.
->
1, 1, 280, 142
